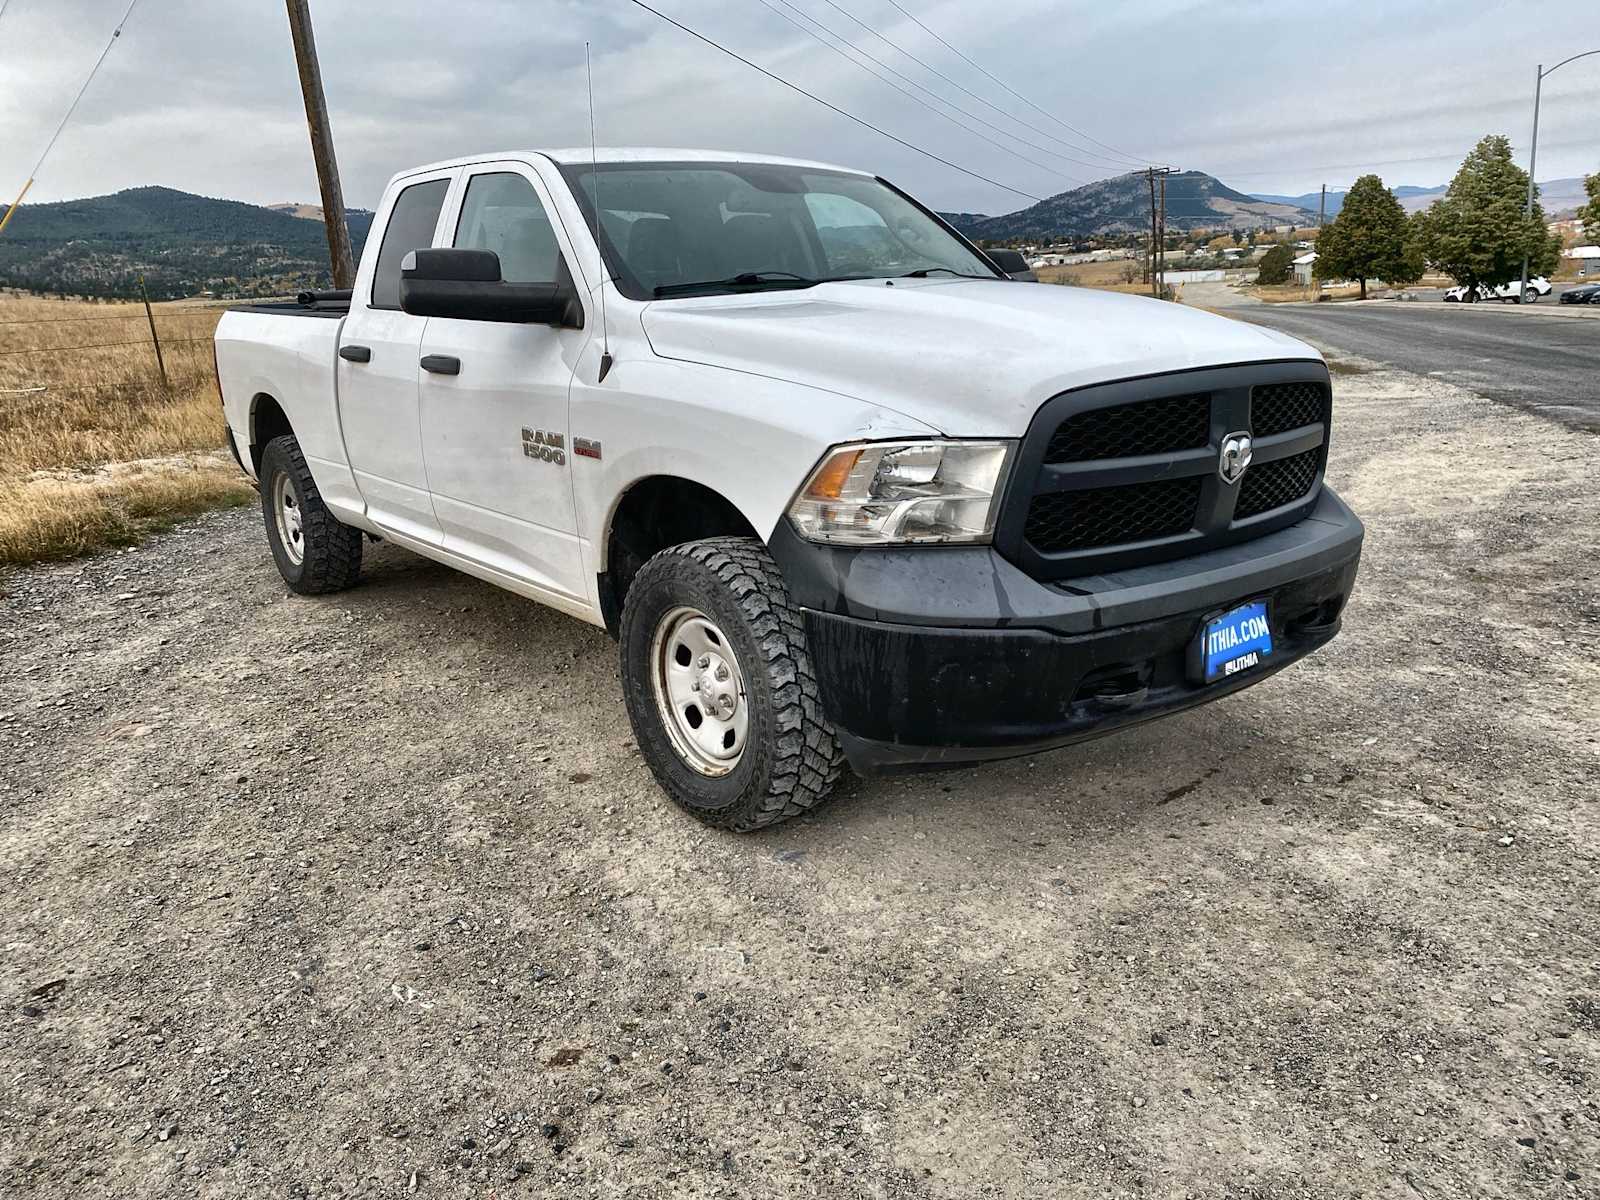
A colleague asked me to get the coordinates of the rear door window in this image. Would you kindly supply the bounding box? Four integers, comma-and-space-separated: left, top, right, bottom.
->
370, 178, 450, 310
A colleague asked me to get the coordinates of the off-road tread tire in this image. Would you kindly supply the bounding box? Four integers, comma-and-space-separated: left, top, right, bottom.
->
620, 536, 844, 832
260, 435, 363, 595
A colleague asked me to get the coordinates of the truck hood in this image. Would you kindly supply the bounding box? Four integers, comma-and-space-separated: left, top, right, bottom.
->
641, 277, 1319, 436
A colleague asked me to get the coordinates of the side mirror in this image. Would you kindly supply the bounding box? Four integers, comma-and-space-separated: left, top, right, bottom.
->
399, 248, 581, 326
983, 248, 1037, 282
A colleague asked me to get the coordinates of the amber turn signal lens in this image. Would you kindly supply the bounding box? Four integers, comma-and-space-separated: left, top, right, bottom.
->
802, 448, 862, 501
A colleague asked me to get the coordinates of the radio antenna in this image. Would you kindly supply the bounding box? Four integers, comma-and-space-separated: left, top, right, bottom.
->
585, 42, 614, 383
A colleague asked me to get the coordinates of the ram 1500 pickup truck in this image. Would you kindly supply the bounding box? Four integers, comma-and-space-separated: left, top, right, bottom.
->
215, 148, 1363, 831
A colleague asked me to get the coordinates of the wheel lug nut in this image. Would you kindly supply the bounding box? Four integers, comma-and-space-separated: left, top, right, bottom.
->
697, 655, 710, 669
714, 664, 729, 682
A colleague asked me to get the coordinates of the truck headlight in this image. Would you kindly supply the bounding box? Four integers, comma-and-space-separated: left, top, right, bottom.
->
787, 440, 1015, 545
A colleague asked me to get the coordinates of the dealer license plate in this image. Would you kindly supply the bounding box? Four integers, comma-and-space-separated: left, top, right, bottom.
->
1199, 600, 1273, 684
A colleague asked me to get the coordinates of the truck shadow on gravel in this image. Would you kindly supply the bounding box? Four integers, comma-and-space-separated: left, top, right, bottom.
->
343, 540, 1336, 845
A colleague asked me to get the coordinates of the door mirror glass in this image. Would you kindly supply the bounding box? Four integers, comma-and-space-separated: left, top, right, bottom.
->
399, 248, 578, 325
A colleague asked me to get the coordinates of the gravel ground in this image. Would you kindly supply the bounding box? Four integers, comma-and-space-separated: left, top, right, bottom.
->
1, 366, 1597, 1199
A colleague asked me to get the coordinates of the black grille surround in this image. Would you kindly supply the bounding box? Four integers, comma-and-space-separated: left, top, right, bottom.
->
995, 361, 1333, 580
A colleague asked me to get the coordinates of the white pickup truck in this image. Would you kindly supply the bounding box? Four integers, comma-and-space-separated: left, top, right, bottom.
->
215, 148, 1363, 830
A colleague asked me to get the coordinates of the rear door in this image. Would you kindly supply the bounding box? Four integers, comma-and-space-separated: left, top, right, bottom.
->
417, 162, 590, 602
337, 170, 454, 545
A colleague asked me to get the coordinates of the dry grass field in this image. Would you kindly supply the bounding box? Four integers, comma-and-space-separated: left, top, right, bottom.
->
0, 294, 253, 567
1036, 258, 1150, 293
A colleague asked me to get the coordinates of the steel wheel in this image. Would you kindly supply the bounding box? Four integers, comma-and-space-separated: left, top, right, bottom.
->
273, 471, 305, 566
650, 606, 749, 777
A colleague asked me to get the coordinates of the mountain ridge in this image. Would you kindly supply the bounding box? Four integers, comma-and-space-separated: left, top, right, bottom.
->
948, 172, 1316, 241
0, 186, 373, 299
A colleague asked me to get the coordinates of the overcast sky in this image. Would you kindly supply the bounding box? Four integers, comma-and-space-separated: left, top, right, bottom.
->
0, 0, 1595, 217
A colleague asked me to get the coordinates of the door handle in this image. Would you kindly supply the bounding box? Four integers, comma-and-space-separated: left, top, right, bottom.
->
421, 354, 461, 376
339, 344, 372, 363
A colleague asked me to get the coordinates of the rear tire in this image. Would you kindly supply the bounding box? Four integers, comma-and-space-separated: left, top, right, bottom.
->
620, 537, 844, 831
259, 434, 363, 595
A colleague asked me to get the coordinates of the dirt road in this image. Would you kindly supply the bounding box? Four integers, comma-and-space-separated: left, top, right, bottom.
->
2, 366, 1597, 1198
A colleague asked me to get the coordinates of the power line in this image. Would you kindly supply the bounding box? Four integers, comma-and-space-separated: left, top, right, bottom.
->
814, 0, 1145, 170
752, 0, 1085, 185
1, 0, 143, 235
879, 0, 1151, 168
623, 0, 1042, 201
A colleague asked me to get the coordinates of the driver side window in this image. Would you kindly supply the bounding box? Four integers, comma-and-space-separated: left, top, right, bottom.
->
454, 172, 562, 284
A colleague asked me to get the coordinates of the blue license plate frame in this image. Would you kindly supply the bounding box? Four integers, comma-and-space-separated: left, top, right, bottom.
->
1193, 599, 1274, 684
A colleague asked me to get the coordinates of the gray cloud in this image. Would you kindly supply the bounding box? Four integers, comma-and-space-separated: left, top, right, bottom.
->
0, 0, 1593, 218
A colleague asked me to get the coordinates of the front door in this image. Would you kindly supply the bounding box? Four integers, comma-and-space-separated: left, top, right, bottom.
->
338, 171, 453, 546
418, 165, 589, 602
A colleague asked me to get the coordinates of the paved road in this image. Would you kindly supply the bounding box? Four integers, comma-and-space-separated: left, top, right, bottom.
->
1230, 300, 1599, 432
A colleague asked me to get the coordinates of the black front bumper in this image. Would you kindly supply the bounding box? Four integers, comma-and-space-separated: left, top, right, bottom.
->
770, 487, 1363, 775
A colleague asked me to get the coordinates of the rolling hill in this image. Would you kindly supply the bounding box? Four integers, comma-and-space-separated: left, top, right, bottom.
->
0, 187, 373, 300
953, 172, 1315, 241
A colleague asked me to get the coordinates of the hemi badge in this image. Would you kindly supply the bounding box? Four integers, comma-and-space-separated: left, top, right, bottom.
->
574, 438, 602, 460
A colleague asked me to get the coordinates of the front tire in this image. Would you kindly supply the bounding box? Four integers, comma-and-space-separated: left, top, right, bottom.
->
259, 435, 363, 594
620, 537, 843, 831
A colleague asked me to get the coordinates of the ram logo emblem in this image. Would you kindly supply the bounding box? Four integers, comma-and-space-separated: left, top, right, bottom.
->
1218, 431, 1253, 485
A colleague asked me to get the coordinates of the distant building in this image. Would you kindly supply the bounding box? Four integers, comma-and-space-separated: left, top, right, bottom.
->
1565, 245, 1600, 275
1293, 251, 1318, 286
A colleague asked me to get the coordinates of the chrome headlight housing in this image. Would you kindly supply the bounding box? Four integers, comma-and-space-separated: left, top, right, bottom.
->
787, 440, 1015, 545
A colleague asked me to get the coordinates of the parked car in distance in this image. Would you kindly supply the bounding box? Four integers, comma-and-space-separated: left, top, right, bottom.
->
214, 147, 1363, 831
1559, 281, 1600, 305
983, 247, 1038, 281
1443, 277, 1551, 303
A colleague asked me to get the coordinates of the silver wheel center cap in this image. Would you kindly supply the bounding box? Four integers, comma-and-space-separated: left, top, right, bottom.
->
693, 656, 738, 717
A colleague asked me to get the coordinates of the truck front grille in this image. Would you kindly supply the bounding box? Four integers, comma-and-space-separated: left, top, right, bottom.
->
995, 364, 1333, 579
1024, 477, 1202, 552
1044, 393, 1210, 462
1236, 447, 1321, 519
1250, 381, 1327, 437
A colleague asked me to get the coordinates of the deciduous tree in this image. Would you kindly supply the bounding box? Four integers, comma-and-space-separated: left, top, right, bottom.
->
1312, 174, 1420, 299
1411, 136, 1560, 296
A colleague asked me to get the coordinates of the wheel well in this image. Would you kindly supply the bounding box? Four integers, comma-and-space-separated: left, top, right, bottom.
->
601, 476, 761, 636
250, 394, 292, 473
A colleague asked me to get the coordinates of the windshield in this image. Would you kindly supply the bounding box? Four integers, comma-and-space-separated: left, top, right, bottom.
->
558, 161, 999, 299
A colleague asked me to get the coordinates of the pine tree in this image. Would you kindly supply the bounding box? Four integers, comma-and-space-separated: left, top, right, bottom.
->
1580, 170, 1600, 244
1312, 175, 1419, 299
1412, 135, 1560, 296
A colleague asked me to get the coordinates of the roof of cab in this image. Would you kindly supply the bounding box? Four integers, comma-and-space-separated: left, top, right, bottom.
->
394, 147, 869, 179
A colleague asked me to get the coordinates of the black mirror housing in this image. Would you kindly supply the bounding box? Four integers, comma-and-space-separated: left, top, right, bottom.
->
983, 248, 1037, 281
399, 248, 582, 326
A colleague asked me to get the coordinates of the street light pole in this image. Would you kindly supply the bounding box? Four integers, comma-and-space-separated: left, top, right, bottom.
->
1520, 49, 1599, 300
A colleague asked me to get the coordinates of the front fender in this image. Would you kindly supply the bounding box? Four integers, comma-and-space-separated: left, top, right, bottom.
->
572, 355, 939, 571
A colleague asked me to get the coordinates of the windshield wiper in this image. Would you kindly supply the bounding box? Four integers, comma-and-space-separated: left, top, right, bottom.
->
653, 271, 818, 297
899, 267, 992, 279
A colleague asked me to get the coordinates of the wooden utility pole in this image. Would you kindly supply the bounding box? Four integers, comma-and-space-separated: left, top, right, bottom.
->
285, 0, 355, 289
1156, 169, 1167, 297
1146, 168, 1158, 296
1318, 184, 1327, 228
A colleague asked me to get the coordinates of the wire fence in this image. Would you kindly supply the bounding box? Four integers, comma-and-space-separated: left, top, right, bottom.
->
0, 297, 228, 414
